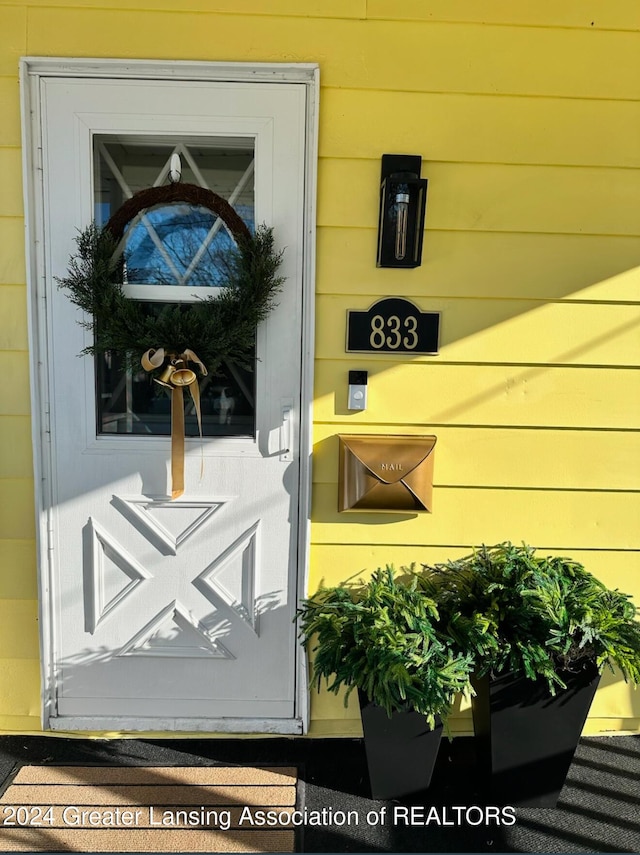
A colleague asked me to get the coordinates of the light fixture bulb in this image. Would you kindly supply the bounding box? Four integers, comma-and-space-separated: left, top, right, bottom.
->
394, 191, 410, 261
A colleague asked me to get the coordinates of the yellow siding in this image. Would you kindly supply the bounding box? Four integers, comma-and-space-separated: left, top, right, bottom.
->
0, 480, 36, 540
21, 0, 367, 17
317, 297, 640, 366
311, 547, 639, 593
366, 1, 640, 31
0, 151, 23, 217
0, 354, 30, 414
321, 89, 640, 168
315, 363, 639, 428
317, 229, 640, 301
313, 486, 639, 549
0, 541, 37, 600
0, 417, 32, 478
0, 600, 39, 659
319, 160, 640, 235
0, 77, 21, 147
313, 426, 640, 491
0, 219, 26, 285
14, 0, 640, 32
0, 660, 41, 719
0, 0, 638, 737
0, 287, 28, 350
0, 6, 26, 77
22, 10, 640, 98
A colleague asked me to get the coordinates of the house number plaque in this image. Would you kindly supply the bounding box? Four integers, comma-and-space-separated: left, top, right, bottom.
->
346, 297, 440, 355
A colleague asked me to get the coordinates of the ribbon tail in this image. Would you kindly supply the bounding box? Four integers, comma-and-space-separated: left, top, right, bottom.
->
171, 385, 185, 500
187, 380, 205, 480
182, 348, 208, 377
141, 347, 206, 499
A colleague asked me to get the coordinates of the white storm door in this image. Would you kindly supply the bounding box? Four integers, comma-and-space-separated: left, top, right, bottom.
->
37, 75, 307, 731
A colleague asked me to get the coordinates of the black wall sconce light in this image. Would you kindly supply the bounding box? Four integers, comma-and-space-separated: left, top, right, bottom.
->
376, 154, 428, 268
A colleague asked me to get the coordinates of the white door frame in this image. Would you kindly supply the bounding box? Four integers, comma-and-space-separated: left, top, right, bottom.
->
20, 57, 318, 734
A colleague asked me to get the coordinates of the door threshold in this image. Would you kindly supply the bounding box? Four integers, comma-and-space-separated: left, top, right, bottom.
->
48, 716, 304, 735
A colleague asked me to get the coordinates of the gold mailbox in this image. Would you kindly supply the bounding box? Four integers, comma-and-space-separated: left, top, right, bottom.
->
338, 434, 437, 513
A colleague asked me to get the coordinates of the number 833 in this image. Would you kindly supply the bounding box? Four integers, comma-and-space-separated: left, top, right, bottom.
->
369, 314, 418, 350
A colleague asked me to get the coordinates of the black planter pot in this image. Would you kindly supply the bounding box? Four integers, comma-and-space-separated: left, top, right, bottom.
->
357, 689, 443, 800
471, 661, 601, 807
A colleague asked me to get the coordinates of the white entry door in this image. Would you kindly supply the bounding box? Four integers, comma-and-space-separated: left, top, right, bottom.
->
29, 69, 311, 732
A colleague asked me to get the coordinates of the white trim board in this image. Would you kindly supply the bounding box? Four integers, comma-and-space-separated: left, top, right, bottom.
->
23, 58, 319, 82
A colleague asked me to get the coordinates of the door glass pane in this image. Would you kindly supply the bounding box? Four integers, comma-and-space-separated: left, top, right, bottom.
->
123, 203, 237, 287
93, 136, 256, 437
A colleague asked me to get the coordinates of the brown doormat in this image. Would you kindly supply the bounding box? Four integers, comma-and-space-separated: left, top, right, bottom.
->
0, 765, 298, 852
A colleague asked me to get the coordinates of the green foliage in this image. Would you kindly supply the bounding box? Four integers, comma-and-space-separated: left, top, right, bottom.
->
56, 222, 284, 373
423, 542, 640, 692
296, 567, 473, 727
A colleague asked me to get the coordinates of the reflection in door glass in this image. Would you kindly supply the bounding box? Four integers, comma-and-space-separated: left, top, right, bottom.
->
123, 203, 246, 287
96, 349, 256, 437
93, 137, 256, 437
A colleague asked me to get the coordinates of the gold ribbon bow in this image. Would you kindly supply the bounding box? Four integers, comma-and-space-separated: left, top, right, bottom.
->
141, 348, 208, 500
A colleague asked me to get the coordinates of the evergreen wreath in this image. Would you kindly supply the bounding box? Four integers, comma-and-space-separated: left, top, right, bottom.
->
56, 183, 285, 374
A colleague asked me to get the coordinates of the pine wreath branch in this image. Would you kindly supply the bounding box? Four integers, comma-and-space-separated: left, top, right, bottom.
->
56, 221, 285, 374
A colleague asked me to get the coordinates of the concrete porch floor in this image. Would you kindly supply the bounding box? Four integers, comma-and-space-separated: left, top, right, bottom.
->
0, 734, 637, 853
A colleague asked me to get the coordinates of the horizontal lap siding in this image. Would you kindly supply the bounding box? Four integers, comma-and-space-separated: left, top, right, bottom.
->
313, 485, 640, 550
316, 229, 640, 301
0, 1, 637, 734
321, 89, 640, 168
22, 10, 640, 98
0, 3, 36, 731
311, 547, 639, 593
0, 220, 27, 285
0, 287, 29, 350
319, 160, 640, 235
313, 427, 640, 491
317, 298, 640, 366
13, 0, 640, 31
314, 363, 639, 428
365, 1, 640, 31
21, 0, 368, 17
0, 541, 37, 600
304, 5, 639, 734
